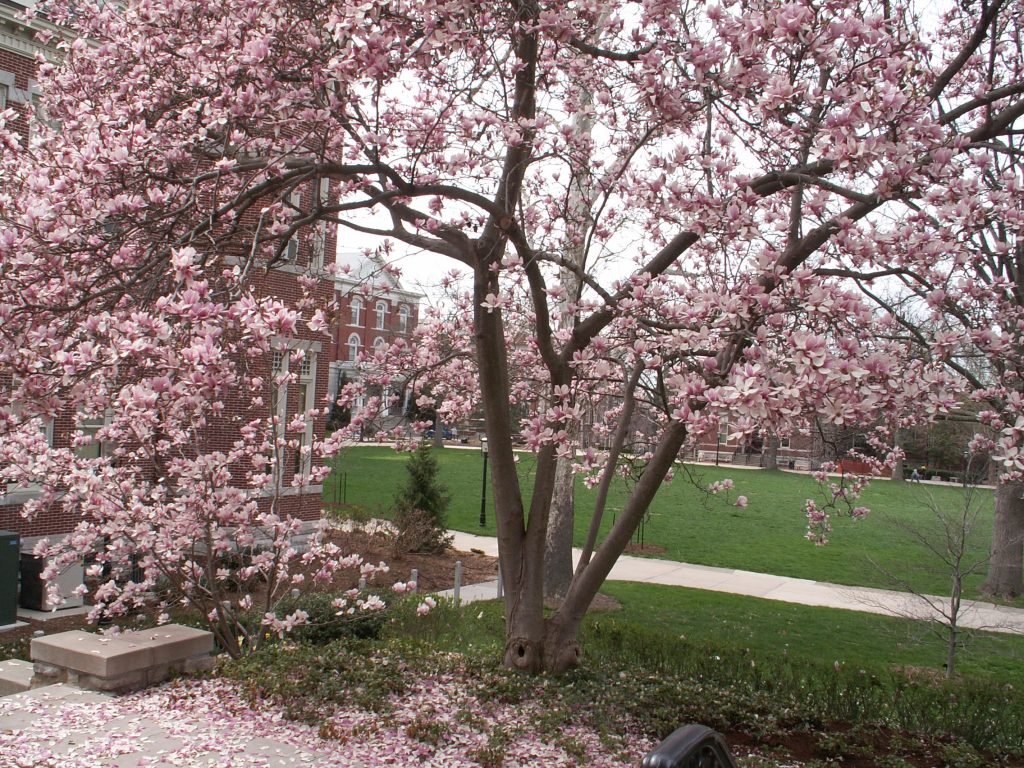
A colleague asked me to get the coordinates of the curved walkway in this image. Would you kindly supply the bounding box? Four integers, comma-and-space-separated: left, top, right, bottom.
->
446, 531, 1024, 636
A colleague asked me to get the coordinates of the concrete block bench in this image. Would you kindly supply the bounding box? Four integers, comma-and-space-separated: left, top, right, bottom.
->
30, 624, 214, 693
0, 659, 34, 696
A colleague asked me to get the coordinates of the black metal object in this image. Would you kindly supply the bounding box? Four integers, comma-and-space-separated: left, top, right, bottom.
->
479, 443, 489, 528
641, 725, 738, 768
0, 531, 20, 624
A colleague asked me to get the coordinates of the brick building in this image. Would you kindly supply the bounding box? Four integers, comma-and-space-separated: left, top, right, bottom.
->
0, 6, 337, 548
329, 251, 422, 420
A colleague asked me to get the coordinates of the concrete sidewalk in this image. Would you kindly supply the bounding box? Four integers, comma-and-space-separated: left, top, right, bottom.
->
445, 531, 1024, 635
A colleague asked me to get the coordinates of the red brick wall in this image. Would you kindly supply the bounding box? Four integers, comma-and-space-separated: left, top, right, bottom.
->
334, 291, 419, 363
0, 45, 36, 141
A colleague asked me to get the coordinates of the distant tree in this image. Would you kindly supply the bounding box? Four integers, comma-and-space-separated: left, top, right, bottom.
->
872, 469, 992, 679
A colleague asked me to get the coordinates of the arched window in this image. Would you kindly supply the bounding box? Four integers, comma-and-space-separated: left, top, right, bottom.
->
375, 300, 388, 330
373, 336, 387, 352
398, 305, 410, 334
347, 334, 361, 362
350, 298, 363, 327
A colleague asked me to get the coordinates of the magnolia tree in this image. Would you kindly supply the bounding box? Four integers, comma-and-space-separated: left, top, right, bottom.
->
840, 109, 1024, 594
0, 238, 395, 654
1, 0, 1022, 672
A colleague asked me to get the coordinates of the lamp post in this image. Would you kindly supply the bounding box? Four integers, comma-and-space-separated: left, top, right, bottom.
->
479, 437, 489, 528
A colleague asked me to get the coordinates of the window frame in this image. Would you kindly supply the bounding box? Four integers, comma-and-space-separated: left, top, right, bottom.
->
347, 333, 361, 363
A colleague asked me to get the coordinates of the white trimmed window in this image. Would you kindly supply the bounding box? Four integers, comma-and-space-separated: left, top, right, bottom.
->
270, 351, 289, 485
374, 300, 388, 330
350, 298, 363, 327
347, 334, 361, 362
1, 380, 54, 497
285, 189, 302, 262
76, 413, 109, 459
294, 352, 317, 477
398, 305, 410, 334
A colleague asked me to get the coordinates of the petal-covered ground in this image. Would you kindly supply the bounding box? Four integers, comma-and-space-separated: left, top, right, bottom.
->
0, 675, 653, 767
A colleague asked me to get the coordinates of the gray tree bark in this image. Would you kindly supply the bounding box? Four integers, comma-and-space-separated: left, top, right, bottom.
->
541, 38, 599, 598
890, 453, 904, 482
983, 481, 1024, 598
544, 444, 576, 597
890, 432, 904, 482
762, 435, 779, 470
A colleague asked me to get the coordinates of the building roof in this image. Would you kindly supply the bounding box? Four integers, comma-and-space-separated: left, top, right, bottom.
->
334, 251, 423, 303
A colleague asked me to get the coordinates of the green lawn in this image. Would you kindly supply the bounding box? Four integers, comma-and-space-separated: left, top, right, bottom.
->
325, 445, 1000, 599
603, 582, 1024, 688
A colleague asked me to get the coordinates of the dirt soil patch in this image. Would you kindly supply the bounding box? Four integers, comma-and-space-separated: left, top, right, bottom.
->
0, 528, 498, 646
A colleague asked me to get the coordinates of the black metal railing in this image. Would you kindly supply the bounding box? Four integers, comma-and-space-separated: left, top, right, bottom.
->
640, 725, 738, 768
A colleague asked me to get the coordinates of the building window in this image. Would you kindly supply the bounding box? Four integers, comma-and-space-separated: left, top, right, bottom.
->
294, 353, 317, 477
0, 84, 7, 109
285, 189, 302, 262
1, 391, 54, 496
718, 419, 729, 443
780, 434, 791, 449
373, 337, 387, 352
76, 413, 108, 460
374, 301, 388, 330
347, 334, 361, 362
350, 298, 363, 327
398, 305, 410, 334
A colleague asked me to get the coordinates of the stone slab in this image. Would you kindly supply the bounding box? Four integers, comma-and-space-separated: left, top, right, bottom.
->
128, 624, 214, 665
32, 630, 152, 677
0, 659, 33, 696
30, 624, 214, 686
17, 604, 91, 622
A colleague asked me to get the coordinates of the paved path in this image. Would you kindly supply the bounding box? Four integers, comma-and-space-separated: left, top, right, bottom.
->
3, 529, 1022, 766
443, 531, 1024, 635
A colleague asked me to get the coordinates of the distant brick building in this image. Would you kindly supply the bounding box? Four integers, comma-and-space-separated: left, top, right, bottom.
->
691, 420, 869, 471
329, 251, 422, 419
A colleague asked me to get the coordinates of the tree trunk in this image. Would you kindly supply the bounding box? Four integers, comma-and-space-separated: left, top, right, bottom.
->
890, 453, 904, 482
945, 622, 957, 680
762, 435, 779, 470
890, 434, 904, 482
942, 577, 958, 679
536, 421, 690, 673
983, 481, 1024, 598
544, 452, 575, 598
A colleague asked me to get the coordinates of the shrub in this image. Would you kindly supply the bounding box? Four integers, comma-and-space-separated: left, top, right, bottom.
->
392, 443, 452, 553
391, 506, 453, 556
271, 591, 389, 645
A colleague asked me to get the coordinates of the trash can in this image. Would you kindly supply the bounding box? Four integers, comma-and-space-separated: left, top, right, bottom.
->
18, 553, 45, 611
0, 531, 19, 625
19, 554, 85, 611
